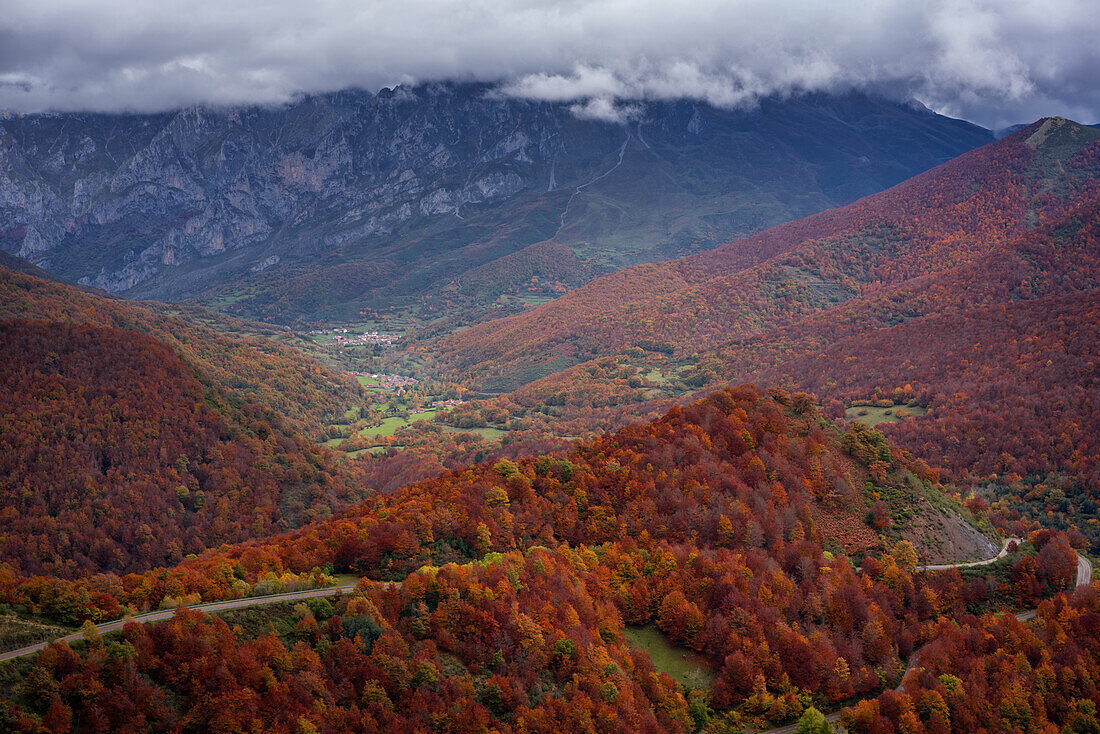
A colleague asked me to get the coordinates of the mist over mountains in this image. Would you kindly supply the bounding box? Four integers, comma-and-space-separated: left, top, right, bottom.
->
0, 83, 991, 323
4, 2, 1100, 732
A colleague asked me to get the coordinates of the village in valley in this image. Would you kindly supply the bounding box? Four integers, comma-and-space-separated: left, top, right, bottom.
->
303, 327, 403, 348
283, 320, 495, 458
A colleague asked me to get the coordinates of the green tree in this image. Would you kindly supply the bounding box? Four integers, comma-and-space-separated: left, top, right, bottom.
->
1065, 699, 1100, 734
796, 706, 832, 734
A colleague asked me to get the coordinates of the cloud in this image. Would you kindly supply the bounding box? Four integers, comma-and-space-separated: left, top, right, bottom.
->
0, 0, 1097, 128
501, 62, 768, 110
567, 96, 642, 123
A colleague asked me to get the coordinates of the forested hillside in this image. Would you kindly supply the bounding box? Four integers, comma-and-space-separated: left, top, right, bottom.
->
0, 320, 364, 577
844, 587, 1100, 733
0, 386, 1081, 733
0, 262, 385, 578
1, 386, 985, 611
693, 195, 1100, 484
434, 118, 1100, 388
0, 266, 361, 437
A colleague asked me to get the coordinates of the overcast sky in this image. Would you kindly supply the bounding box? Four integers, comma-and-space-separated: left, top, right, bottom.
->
1, 0, 1097, 129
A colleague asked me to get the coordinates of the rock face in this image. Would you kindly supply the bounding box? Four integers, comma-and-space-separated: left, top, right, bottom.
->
0, 83, 992, 322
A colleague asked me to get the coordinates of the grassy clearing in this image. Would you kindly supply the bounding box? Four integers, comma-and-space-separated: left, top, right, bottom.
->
213, 602, 302, 640
355, 374, 381, 387
482, 356, 578, 394
622, 625, 716, 689
0, 614, 71, 650
847, 404, 928, 427
207, 293, 251, 308
639, 367, 676, 387
335, 445, 404, 460
496, 294, 558, 309
356, 409, 440, 439
518, 295, 556, 307
441, 426, 507, 440
358, 416, 409, 438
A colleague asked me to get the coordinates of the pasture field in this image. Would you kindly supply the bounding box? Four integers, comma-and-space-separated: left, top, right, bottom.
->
0, 614, 71, 650
356, 409, 441, 439
441, 426, 507, 440
846, 403, 928, 427
495, 293, 558, 309
622, 625, 716, 689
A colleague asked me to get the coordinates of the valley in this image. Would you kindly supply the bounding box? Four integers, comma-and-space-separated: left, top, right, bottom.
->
1, 91, 1100, 732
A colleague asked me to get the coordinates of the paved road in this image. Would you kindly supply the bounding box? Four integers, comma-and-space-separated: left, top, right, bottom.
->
1016, 552, 1094, 622
1078, 552, 1094, 587
0, 584, 365, 663
758, 543, 1092, 734
918, 537, 1020, 571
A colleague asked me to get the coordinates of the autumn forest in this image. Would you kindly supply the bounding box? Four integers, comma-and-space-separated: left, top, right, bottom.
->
1, 107, 1100, 734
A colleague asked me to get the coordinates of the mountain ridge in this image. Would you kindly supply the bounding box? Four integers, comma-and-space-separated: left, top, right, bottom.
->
0, 264, 362, 437
431, 118, 1100, 387
0, 84, 991, 323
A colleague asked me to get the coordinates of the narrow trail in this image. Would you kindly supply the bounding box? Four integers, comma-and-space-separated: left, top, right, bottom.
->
552, 135, 629, 241
0, 582, 399, 663
758, 542, 1093, 734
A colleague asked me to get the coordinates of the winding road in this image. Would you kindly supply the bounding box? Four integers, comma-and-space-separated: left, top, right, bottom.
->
918, 537, 1020, 571
759, 541, 1093, 734
1015, 552, 1092, 622
1, 542, 1093, 731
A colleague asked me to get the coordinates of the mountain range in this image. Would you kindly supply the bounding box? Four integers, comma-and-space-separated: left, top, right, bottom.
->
3, 86, 1100, 733
0, 84, 991, 324
434, 117, 1100, 390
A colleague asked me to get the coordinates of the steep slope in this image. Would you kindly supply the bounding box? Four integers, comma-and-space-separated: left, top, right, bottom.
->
500, 171, 1100, 491
4, 386, 1071, 734
434, 118, 1100, 388
0, 320, 363, 577
0, 265, 360, 437
4, 386, 993, 616
0, 251, 71, 284
712, 196, 1100, 487
0, 85, 990, 322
